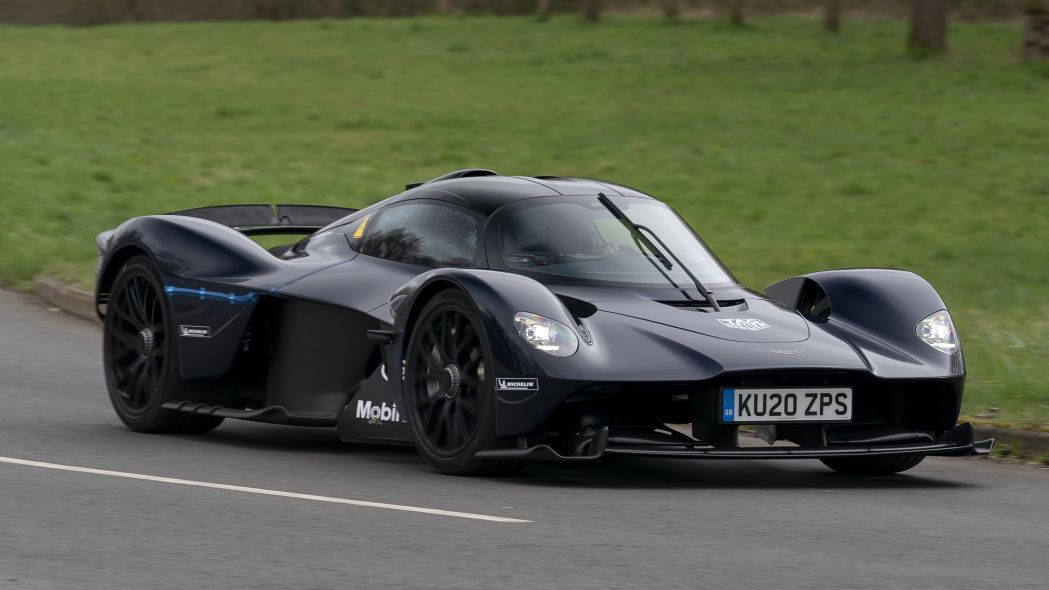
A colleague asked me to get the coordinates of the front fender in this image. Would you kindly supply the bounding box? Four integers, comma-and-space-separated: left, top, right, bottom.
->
389, 268, 578, 379
388, 269, 584, 435
766, 269, 965, 380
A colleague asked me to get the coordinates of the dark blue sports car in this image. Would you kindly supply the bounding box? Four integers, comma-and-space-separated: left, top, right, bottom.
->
94, 169, 991, 475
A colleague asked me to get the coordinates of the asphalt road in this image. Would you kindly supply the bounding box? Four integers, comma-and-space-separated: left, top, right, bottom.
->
1, 288, 1047, 589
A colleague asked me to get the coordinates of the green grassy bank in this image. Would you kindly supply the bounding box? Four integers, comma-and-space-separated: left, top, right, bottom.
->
0, 16, 1045, 423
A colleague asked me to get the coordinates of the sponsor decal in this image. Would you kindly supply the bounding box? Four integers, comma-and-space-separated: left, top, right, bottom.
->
496, 378, 539, 391
356, 400, 405, 425
716, 318, 770, 331
178, 325, 211, 338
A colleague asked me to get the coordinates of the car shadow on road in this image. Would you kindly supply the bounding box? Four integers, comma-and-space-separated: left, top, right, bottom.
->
180, 423, 978, 490
505, 455, 978, 490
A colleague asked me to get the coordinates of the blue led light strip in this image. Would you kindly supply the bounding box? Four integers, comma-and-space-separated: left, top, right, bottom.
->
164, 285, 258, 304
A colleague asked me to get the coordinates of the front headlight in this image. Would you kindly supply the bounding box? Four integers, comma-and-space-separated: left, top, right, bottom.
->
916, 310, 959, 354
514, 312, 579, 357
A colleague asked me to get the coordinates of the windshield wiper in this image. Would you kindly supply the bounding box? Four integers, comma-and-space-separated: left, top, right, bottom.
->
597, 193, 721, 312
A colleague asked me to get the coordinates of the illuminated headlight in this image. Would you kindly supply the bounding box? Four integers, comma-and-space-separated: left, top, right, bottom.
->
916, 310, 959, 354
513, 312, 579, 357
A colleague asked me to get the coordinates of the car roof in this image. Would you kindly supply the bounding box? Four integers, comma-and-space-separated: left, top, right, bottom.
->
385, 171, 655, 217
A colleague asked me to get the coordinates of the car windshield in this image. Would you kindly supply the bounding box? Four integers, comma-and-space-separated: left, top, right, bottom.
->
493, 196, 734, 288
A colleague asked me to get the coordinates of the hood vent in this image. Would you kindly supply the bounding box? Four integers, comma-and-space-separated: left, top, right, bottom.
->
657, 299, 746, 312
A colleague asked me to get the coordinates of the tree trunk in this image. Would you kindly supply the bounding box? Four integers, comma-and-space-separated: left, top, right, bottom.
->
536, 0, 554, 21
324, 0, 346, 18
727, 0, 745, 26
582, 0, 602, 23
907, 0, 949, 53
1024, 0, 1049, 61
660, 0, 680, 20
824, 0, 841, 33
436, 0, 454, 15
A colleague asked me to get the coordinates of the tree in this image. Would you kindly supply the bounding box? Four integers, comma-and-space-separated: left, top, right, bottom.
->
582, 0, 602, 23
824, 0, 841, 33
907, 0, 949, 53
436, 0, 454, 15
1024, 0, 1049, 60
660, 0, 681, 20
536, 0, 554, 21
727, 0, 745, 26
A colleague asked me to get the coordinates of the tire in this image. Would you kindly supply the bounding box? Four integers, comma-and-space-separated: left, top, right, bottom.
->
820, 454, 925, 475
103, 256, 224, 434
404, 289, 524, 476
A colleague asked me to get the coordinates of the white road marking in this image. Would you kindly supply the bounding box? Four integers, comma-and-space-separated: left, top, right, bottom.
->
0, 455, 531, 523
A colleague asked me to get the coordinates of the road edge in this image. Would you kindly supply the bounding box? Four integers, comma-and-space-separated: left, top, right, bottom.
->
33, 275, 99, 324
26, 275, 1048, 457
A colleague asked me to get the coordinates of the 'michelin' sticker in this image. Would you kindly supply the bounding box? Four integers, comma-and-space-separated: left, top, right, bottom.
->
178, 325, 211, 338
497, 378, 538, 391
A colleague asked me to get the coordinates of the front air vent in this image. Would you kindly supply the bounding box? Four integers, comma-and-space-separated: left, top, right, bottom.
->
657, 299, 746, 312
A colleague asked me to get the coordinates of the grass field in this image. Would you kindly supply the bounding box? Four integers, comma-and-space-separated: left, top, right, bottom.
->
0, 15, 1046, 424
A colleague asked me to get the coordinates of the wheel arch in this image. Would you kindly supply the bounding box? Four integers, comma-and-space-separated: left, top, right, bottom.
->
95, 244, 151, 319
400, 277, 465, 344
95, 215, 275, 380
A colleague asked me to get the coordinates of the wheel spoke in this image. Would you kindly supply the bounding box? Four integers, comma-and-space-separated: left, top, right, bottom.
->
425, 346, 443, 373
448, 313, 461, 355
148, 289, 158, 327
453, 325, 477, 362
135, 280, 151, 324
461, 350, 481, 372
126, 280, 147, 326
457, 395, 479, 417
112, 305, 138, 330
423, 325, 438, 348
438, 313, 452, 362
111, 329, 138, 349
127, 360, 146, 405
450, 405, 468, 448
460, 371, 479, 391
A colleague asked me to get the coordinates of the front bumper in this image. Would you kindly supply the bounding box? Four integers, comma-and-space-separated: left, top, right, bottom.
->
477, 423, 993, 462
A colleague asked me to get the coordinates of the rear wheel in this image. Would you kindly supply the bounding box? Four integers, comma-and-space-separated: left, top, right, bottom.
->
404, 290, 523, 475
103, 256, 223, 434
820, 454, 924, 475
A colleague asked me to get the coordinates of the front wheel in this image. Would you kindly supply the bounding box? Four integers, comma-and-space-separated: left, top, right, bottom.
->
404, 290, 523, 475
820, 454, 924, 475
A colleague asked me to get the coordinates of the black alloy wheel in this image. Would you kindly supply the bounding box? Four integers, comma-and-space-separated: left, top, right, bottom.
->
103, 255, 223, 434
405, 290, 523, 475
107, 272, 165, 413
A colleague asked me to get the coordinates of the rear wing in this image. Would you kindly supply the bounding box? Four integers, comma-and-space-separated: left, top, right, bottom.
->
167, 204, 357, 236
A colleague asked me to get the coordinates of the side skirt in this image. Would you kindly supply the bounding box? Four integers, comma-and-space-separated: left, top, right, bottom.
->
161, 401, 336, 426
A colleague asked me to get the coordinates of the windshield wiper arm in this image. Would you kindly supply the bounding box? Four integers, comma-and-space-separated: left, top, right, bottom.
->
597, 194, 673, 270
636, 225, 721, 311
630, 233, 686, 293
597, 193, 721, 312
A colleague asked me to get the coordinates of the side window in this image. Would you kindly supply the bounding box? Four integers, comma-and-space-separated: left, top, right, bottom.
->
360, 202, 483, 269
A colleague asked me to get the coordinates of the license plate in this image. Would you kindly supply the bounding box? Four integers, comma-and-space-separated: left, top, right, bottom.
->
720, 387, 852, 423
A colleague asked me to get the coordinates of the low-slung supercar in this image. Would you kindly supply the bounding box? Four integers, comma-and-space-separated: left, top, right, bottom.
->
95, 169, 992, 475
